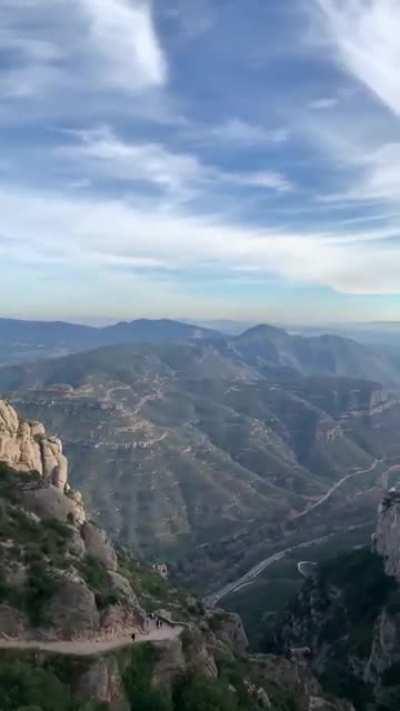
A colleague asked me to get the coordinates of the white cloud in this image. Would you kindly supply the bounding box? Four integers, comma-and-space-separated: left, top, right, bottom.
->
57, 126, 293, 197
306, 114, 400, 205
308, 97, 339, 111
58, 126, 202, 195
207, 119, 289, 146
0, 0, 167, 98
1, 185, 399, 296
228, 171, 293, 192
79, 0, 167, 89
347, 143, 400, 202
314, 0, 400, 115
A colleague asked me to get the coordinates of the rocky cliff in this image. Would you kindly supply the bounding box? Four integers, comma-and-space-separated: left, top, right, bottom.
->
0, 400, 354, 711
276, 490, 400, 710
375, 489, 400, 582
0, 401, 144, 644
0, 399, 68, 489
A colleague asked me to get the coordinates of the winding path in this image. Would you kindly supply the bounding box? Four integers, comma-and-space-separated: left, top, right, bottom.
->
205, 458, 385, 607
291, 458, 380, 522
203, 534, 335, 608
0, 625, 183, 657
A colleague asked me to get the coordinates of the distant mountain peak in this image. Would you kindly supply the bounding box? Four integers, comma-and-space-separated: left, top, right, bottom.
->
238, 323, 288, 339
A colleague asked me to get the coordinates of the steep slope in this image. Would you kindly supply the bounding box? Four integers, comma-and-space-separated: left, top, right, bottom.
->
1, 336, 398, 596
233, 325, 400, 386
0, 400, 352, 711
0, 400, 145, 642
276, 489, 400, 710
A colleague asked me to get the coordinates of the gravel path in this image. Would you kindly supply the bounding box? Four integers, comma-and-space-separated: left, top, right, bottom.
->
0, 625, 183, 656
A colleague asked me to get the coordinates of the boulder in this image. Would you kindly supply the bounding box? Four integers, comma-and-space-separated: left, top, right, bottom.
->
47, 578, 99, 639
22, 485, 86, 526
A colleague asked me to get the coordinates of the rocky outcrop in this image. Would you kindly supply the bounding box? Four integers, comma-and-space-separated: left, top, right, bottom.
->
375, 489, 400, 582
74, 655, 129, 710
81, 522, 118, 571
21, 484, 86, 526
46, 578, 100, 640
207, 609, 248, 656
0, 399, 146, 643
248, 655, 354, 711
277, 491, 400, 710
0, 400, 68, 489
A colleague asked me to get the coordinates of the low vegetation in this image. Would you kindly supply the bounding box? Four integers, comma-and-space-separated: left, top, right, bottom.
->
0, 658, 107, 711
123, 644, 254, 711
77, 555, 119, 609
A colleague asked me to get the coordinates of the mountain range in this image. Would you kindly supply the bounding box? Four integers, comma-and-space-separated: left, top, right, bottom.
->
0, 317, 221, 366
1, 319, 400, 601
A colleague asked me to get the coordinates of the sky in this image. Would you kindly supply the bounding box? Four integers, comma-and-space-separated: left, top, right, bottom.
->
2, 0, 400, 324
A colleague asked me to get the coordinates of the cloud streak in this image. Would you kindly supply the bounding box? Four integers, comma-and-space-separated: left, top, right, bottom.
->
315, 0, 400, 115
0, 0, 167, 98
79, 0, 167, 90
57, 126, 293, 198
1, 185, 399, 296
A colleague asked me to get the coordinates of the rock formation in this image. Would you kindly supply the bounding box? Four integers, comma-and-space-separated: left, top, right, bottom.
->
375, 489, 400, 582
277, 489, 400, 710
0, 399, 68, 489
0, 399, 143, 642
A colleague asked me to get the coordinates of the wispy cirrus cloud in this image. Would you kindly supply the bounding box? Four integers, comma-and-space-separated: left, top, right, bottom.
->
79, 0, 167, 90
56, 126, 293, 198
1, 184, 399, 296
2, 0, 400, 320
0, 0, 167, 97
308, 97, 339, 111
204, 119, 289, 147
314, 0, 400, 115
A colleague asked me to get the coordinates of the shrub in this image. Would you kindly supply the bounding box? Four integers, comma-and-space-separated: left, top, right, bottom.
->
172, 675, 240, 711
0, 661, 71, 711
123, 644, 172, 711
78, 555, 120, 610
25, 564, 59, 626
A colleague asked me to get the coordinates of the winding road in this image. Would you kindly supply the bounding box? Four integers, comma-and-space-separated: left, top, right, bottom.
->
205, 458, 385, 608
0, 625, 183, 657
291, 458, 380, 522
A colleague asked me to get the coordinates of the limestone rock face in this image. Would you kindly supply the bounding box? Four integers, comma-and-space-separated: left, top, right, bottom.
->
151, 638, 187, 689
0, 399, 151, 645
74, 656, 129, 711
81, 522, 118, 571
0, 400, 68, 490
47, 579, 100, 639
207, 609, 248, 656
21, 485, 86, 526
375, 490, 400, 582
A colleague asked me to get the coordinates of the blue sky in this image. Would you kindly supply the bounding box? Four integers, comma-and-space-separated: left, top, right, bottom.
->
2, 0, 400, 324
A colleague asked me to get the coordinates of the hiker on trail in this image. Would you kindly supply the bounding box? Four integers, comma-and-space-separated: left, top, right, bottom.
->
131, 633, 136, 642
